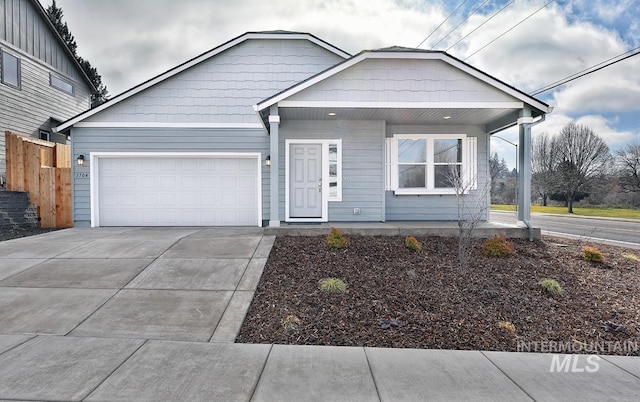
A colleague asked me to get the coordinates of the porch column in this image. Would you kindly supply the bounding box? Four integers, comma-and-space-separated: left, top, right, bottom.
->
268, 105, 280, 227
517, 107, 533, 224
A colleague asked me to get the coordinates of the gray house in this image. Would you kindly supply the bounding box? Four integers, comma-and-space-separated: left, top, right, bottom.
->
1, 0, 94, 181
57, 31, 551, 228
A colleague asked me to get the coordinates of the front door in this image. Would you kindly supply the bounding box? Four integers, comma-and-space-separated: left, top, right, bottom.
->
289, 143, 322, 218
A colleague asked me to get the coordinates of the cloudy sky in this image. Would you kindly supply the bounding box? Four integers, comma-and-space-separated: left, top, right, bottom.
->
43, 0, 639, 168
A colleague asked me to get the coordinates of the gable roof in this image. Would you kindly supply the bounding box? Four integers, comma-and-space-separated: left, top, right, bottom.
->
255, 48, 552, 115
56, 31, 351, 132
29, 0, 95, 91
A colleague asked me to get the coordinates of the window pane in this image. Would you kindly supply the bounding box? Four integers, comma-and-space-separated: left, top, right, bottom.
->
399, 165, 426, 188
50, 74, 74, 94
2, 51, 19, 87
398, 139, 426, 163
434, 165, 460, 188
329, 144, 337, 163
434, 139, 462, 163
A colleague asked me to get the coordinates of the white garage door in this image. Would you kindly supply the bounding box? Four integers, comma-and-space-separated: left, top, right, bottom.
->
97, 156, 260, 226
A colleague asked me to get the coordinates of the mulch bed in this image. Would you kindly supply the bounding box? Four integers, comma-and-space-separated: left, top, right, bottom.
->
236, 235, 640, 355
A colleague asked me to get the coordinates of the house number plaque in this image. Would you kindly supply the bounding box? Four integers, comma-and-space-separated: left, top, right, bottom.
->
74, 172, 89, 179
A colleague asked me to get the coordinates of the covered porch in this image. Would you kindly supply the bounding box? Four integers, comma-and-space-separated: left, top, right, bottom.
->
254, 49, 552, 231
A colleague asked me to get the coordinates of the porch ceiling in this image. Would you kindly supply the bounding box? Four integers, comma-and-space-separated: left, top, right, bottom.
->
277, 106, 520, 126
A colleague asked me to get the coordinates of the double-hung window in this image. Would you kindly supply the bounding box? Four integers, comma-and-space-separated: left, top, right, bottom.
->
386, 134, 477, 194
1, 49, 21, 89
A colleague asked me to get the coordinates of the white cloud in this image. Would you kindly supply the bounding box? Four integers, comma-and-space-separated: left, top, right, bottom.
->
46, 0, 639, 153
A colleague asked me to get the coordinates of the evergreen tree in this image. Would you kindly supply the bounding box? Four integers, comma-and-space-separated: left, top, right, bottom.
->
46, 1, 108, 107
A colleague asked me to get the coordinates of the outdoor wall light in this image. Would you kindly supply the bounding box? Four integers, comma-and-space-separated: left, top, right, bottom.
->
265, 155, 271, 167
76, 155, 85, 166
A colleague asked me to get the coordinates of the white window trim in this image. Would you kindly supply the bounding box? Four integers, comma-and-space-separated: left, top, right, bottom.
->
88, 152, 262, 228
388, 134, 476, 195
285, 139, 342, 223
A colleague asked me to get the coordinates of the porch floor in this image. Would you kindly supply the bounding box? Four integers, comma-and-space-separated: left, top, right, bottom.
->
264, 221, 539, 239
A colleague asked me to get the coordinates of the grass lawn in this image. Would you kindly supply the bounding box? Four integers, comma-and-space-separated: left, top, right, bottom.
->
491, 204, 640, 219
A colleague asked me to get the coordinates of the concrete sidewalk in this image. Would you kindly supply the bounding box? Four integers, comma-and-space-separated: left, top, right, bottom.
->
0, 335, 638, 401
0, 228, 639, 401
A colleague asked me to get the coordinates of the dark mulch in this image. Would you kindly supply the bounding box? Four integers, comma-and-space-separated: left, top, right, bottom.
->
236, 235, 640, 355
0, 226, 60, 242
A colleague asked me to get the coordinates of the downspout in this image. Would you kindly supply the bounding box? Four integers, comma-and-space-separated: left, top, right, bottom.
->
521, 114, 546, 241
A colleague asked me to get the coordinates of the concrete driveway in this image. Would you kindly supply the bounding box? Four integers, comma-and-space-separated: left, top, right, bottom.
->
1, 227, 639, 401
0, 227, 273, 343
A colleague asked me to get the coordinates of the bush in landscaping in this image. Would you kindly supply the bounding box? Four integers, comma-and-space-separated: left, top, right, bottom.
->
538, 278, 563, 295
327, 227, 348, 249
498, 321, 516, 334
582, 246, 604, 263
623, 253, 640, 262
405, 236, 423, 252
318, 277, 347, 294
482, 235, 514, 257
281, 315, 301, 333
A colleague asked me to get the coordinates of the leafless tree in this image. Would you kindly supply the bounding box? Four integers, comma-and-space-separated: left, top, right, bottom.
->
616, 140, 640, 193
551, 122, 611, 213
447, 166, 490, 272
531, 132, 557, 206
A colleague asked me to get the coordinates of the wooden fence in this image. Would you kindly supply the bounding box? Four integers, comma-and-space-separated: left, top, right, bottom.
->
5, 131, 73, 228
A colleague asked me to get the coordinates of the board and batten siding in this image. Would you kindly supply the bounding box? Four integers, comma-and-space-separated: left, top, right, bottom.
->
286, 58, 517, 104
84, 39, 345, 125
279, 120, 385, 222
71, 127, 269, 227
0, 0, 85, 82
384, 124, 490, 221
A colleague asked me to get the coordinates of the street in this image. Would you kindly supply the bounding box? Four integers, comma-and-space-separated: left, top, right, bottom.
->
490, 210, 640, 247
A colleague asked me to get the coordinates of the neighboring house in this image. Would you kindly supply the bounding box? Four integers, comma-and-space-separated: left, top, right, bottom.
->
0, 0, 94, 182
57, 31, 551, 228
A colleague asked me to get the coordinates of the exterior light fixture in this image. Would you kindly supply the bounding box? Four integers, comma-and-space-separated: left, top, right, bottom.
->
265, 155, 271, 167
328, 112, 336, 116
443, 116, 452, 120
76, 154, 85, 166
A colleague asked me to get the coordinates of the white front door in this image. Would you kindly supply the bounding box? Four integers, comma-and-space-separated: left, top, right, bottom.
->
289, 143, 322, 218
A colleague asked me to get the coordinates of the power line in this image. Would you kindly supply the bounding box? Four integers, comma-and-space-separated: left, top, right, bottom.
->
531, 45, 640, 94
531, 49, 640, 95
446, 0, 515, 52
431, 0, 490, 49
464, 0, 555, 60
417, 0, 468, 48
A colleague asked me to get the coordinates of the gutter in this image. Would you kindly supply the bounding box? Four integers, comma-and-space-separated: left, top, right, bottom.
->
521, 114, 546, 241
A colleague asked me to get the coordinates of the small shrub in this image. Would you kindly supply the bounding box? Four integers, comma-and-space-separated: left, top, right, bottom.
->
405, 236, 423, 252
623, 253, 640, 262
378, 316, 399, 330
498, 321, 516, 334
281, 315, 301, 333
582, 246, 604, 263
318, 277, 347, 294
327, 227, 348, 249
482, 235, 514, 257
538, 278, 563, 295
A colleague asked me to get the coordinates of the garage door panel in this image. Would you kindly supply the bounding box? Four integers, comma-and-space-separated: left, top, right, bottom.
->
98, 156, 259, 226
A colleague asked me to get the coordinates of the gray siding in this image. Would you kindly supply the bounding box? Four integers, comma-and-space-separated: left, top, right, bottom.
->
0, 0, 84, 82
384, 124, 490, 221
279, 120, 385, 222
85, 39, 345, 125
287, 59, 517, 103
1, 46, 92, 176
1, 0, 91, 177
71, 127, 269, 227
